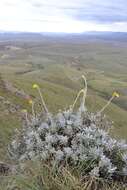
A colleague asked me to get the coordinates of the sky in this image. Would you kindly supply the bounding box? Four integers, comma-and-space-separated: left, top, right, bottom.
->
0, 0, 127, 33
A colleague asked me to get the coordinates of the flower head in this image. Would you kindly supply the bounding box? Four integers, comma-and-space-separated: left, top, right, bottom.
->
112, 92, 120, 98
28, 99, 33, 105
32, 84, 39, 89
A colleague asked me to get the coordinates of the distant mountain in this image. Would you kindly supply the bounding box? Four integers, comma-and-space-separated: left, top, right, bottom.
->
0, 31, 42, 41
0, 31, 127, 42
82, 32, 127, 41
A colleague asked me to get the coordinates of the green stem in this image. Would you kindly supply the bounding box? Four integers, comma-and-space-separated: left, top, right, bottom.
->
72, 75, 87, 111
72, 89, 84, 111
37, 87, 48, 114
31, 101, 36, 118
98, 96, 114, 114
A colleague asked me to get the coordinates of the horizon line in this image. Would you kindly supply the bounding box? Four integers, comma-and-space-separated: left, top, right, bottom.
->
0, 30, 127, 34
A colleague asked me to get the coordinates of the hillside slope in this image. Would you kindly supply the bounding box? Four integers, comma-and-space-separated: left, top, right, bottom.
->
0, 33, 127, 160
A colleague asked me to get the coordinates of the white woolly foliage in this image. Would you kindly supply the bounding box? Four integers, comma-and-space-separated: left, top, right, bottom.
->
8, 107, 127, 181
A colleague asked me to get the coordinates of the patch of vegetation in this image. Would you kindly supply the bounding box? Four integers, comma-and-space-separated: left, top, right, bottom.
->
1, 161, 126, 190
1, 77, 127, 190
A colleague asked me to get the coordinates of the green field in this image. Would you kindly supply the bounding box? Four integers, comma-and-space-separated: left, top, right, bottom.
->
0, 33, 127, 160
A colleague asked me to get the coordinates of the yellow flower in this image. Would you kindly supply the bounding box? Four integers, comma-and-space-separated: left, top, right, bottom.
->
32, 84, 39, 89
28, 99, 33, 105
112, 92, 120, 98
21, 109, 27, 113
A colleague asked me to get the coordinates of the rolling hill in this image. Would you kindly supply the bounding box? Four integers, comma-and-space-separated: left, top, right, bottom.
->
0, 32, 127, 160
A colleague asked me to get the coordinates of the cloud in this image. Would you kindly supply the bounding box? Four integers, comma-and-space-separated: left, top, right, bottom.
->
73, 1, 127, 23
0, 0, 127, 32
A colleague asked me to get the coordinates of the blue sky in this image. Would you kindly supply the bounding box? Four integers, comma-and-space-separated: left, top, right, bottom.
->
0, 0, 127, 33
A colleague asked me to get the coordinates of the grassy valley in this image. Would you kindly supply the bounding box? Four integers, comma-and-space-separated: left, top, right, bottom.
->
0, 32, 127, 160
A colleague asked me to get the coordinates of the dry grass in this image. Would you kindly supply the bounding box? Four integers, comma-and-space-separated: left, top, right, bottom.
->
0, 161, 126, 190
0, 161, 127, 190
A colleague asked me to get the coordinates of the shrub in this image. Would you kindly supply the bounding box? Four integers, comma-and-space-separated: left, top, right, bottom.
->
8, 76, 127, 183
